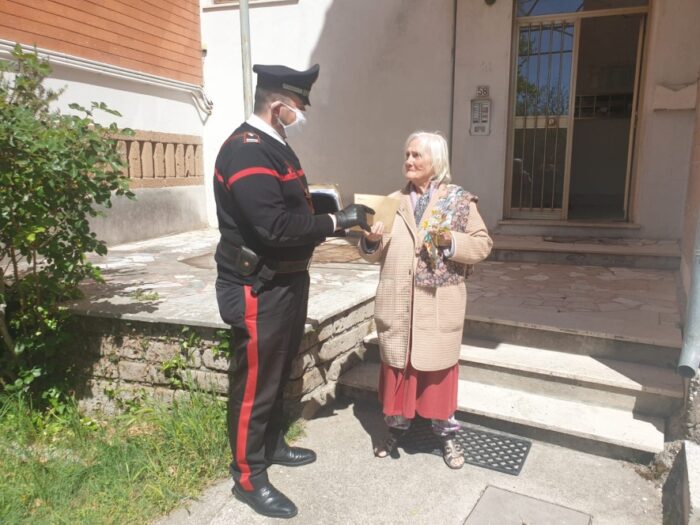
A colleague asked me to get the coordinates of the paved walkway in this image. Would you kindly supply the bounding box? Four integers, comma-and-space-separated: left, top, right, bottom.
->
468, 261, 681, 349
71, 229, 682, 351
69, 230, 379, 331
156, 399, 662, 525
68, 229, 680, 523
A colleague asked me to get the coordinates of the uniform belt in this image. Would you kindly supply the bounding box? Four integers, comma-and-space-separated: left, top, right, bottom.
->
276, 258, 312, 274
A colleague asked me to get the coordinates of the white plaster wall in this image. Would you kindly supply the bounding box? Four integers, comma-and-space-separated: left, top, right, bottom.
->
450, 0, 513, 230
43, 63, 206, 134
201, 0, 455, 226
22, 59, 209, 244
628, 0, 700, 239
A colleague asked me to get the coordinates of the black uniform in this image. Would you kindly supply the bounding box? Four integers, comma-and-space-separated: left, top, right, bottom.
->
214, 122, 333, 491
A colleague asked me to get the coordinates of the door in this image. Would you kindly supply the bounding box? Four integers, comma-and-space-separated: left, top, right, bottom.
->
506, 1, 648, 221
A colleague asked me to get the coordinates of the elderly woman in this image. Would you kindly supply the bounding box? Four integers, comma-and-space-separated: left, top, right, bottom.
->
359, 131, 492, 469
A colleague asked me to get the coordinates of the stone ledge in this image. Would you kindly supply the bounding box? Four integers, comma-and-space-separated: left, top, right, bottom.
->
70, 299, 375, 417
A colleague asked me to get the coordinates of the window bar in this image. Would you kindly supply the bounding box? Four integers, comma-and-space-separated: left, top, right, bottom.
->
551, 21, 566, 210
519, 24, 532, 210
529, 23, 543, 211
540, 22, 554, 211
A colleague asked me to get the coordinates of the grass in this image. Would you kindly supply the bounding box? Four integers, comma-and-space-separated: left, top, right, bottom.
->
0, 391, 229, 524
0, 390, 308, 524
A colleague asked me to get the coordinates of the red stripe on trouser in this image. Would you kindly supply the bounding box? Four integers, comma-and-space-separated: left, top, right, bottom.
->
236, 285, 259, 491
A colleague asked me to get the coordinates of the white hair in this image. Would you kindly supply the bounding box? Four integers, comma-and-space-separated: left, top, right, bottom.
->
404, 131, 452, 186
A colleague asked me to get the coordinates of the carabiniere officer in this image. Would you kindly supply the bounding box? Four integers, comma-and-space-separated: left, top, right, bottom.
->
213, 63, 374, 519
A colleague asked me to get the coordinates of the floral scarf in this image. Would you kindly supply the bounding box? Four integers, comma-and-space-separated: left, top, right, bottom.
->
414, 183, 478, 288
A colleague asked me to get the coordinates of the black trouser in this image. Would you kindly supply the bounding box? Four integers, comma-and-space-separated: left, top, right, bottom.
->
216, 272, 309, 491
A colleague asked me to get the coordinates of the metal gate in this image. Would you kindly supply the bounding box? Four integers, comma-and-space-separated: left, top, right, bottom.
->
509, 21, 575, 219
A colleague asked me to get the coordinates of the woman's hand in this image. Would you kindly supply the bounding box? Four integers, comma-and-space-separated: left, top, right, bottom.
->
364, 221, 384, 243
435, 230, 452, 248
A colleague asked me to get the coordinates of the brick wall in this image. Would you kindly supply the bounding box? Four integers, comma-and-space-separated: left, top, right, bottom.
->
0, 0, 203, 85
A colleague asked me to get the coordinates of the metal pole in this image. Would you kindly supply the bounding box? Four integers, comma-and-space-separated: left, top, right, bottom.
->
239, 0, 253, 119
678, 213, 700, 378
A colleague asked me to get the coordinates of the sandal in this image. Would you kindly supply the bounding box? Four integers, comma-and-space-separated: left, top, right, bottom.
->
442, 437, 465, 469
374, 429, 404, 458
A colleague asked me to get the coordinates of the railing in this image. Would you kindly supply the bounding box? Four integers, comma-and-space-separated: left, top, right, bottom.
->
113, 131, 204, 188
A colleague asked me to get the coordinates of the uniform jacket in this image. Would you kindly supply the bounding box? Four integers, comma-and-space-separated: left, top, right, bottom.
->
213, 122, 334, 284
360, 183, 492, 371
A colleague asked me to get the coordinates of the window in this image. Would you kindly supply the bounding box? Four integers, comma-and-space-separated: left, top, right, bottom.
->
516, 0, 647, 18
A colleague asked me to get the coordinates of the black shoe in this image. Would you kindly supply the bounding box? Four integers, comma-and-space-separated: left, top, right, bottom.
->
267, 445, 317, 467
232, 482, 298, 519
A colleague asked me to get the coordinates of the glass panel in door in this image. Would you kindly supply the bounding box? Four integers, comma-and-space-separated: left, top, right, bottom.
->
510, 22, 574, 218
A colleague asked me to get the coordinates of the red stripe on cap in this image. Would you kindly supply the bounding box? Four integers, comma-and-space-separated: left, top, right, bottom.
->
226, 166, 306, 188
215, 168, 224, 184
236, 285, 259, 491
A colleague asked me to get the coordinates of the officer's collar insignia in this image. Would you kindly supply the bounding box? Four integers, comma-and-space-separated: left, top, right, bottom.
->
243, 132, 261, 144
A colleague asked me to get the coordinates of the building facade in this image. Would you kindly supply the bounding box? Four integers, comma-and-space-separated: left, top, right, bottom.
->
3, 0, 699, 293
0, 0, 210, 244
201, 0, 699, 289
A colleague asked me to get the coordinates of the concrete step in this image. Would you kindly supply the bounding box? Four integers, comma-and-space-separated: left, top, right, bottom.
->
338, 361, 666, 462
459, 338, 685, 416
363, 334, 684, 415
494, 220, 645, 239
489, 234, 680, 270
463, 315, 681, 369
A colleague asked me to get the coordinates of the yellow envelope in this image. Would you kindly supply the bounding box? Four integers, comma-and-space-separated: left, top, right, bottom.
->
353, 194, 401, 232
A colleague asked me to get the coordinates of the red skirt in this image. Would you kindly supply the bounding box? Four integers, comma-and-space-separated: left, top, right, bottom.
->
378, 361, 459, 421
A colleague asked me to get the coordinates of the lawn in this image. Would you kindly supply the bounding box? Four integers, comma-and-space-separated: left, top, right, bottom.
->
0, 391, 231, 524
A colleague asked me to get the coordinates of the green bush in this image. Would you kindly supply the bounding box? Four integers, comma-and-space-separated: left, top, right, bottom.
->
0, 45, 134, 392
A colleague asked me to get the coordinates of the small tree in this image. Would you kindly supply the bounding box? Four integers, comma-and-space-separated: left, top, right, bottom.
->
0, 45, 134, 392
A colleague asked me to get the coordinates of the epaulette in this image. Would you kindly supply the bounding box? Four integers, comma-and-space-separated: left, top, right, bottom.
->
226, 131, 261, 146
242, 131, 261, 144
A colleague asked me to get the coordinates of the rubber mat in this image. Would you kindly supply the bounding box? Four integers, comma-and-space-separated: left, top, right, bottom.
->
398, 418, 531, 476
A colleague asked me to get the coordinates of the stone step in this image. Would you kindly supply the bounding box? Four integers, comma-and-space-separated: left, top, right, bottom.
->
463, 314, 681, 369
338, 361, 666, 462
489, 234, 680, 270
363, 334, 683, 415
494, 220, 645, 239
459, 338, 685, 416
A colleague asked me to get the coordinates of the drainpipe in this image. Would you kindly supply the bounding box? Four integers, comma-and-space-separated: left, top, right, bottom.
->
678, 214, 700, 378
239, 0, 253, 119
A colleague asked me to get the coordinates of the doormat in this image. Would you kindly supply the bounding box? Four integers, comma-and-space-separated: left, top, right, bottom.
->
399, 419, 531, 476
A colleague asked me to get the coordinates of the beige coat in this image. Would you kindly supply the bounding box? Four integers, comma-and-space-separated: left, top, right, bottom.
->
360, 184, 492, 371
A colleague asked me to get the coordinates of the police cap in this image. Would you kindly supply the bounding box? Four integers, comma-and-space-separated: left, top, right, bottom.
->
253, 63, 320, 106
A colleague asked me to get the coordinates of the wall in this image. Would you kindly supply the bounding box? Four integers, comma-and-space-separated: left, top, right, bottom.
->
1, 24, 210, 244
450, 0, 513, 230
0, 0, 202, 84
71, 301, 375, 418
680, 78, 700, 297
632, 0, 700, 238
201, 0, 455, 225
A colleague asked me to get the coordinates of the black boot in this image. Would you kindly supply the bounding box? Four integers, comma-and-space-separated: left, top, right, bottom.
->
267, 443, 317, 467
232, 481, 298, 519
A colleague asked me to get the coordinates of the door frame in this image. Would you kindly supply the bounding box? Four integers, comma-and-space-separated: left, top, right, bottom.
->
503, 4, 650, 221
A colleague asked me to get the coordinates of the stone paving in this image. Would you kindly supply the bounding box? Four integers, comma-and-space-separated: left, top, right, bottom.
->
66, 229, 683, 524
156, 400, 662, 525
69, 230, 379, 330
70, 229, 683, 351
467, 261, 682, 349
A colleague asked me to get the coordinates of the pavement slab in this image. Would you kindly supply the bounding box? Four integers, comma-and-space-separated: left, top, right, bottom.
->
464, 486, 592, 524
156, 400, 661, 525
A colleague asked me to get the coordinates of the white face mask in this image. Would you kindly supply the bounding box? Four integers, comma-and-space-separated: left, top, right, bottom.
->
278, 103, 307, 138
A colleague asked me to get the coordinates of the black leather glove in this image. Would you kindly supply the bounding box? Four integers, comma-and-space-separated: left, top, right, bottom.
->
334, 204, 375, 231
